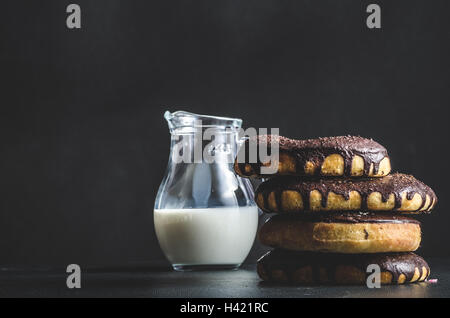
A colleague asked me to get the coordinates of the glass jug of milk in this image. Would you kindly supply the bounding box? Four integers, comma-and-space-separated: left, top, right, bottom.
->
154, 110, 258, 271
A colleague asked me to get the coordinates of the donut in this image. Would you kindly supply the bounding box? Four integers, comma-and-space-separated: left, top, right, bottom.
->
258, 212, 421, 253
257, 249, 430, 285
234, 135, 391, 178
255, 173, 437, 213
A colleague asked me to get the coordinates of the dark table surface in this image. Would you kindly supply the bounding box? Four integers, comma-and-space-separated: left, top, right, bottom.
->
1, 258, 449, 298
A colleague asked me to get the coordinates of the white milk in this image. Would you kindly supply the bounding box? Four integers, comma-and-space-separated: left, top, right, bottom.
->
154, 206, 258, 266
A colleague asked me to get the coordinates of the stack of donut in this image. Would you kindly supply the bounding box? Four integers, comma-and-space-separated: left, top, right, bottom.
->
235, 135, 437, 285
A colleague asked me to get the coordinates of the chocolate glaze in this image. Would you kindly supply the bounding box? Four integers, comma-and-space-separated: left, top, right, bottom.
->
236, 135, 389, 177
256, 173, 437, 212
258, 249, 430, 284
266, 211, 421, 224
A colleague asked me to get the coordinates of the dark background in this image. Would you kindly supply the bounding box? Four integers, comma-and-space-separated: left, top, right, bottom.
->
0, 0, 449, 268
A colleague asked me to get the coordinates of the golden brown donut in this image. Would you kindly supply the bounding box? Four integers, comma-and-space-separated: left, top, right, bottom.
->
234, 135, 391, 178
258, 213, 421, 254
255, 173, 437, 214
257, 249, 430, 285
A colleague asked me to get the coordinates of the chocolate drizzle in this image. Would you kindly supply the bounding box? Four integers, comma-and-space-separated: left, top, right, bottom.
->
256, 173, 437, 212
236, 135, 389, 177
258, 249, 430, 284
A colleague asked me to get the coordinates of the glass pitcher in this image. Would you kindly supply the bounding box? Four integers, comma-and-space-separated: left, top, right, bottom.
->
154, 110, 258, 271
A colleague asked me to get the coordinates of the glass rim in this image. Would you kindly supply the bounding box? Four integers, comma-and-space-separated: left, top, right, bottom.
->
164, 110, 243, 131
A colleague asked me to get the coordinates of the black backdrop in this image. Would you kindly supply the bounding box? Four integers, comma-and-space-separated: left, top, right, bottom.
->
1, 0, 449, 268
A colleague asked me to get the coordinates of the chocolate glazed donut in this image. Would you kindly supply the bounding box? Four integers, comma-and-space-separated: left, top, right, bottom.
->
255, 173, 437, 213
235, 135, 391, 178
257, 250, 430, 285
